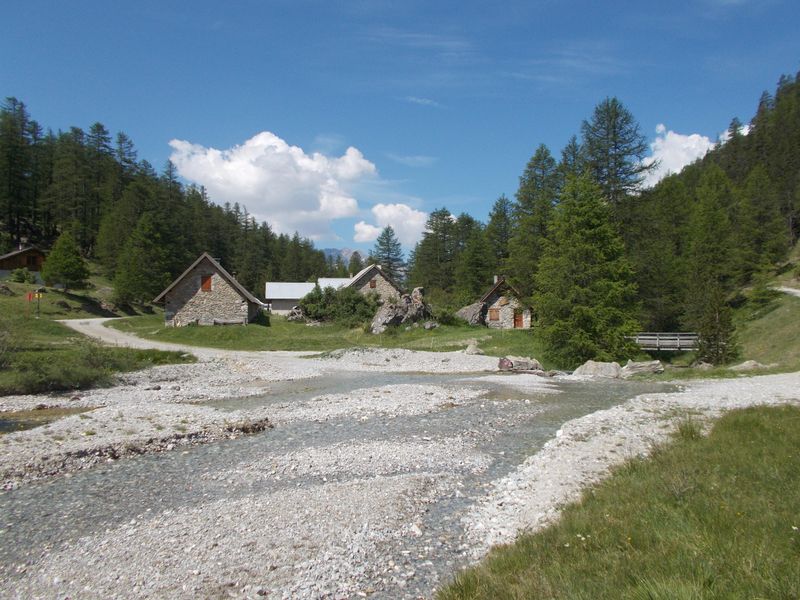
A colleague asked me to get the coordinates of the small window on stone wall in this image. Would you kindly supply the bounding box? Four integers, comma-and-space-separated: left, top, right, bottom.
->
369, 279, 376, 289
488, 308, 500, 321
201, 275, 212, 292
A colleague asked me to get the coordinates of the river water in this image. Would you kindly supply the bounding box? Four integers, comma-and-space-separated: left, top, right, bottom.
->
0, 372, 672, 597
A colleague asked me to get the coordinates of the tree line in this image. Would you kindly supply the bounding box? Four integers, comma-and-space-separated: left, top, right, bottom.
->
0, 100, 352, 303
396, 72, 800, 365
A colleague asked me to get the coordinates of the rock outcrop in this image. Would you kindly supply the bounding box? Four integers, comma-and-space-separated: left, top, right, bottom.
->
572, 360, 622, 378
728, 360, 770, 372
620, 359, 664, 379
371, 287, 433, 334
455, 302, 487, 326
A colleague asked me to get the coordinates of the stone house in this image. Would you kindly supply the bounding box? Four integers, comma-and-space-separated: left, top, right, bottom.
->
264, 264, 402, 315
153, 253, 265, 327
480, 276, 532, 329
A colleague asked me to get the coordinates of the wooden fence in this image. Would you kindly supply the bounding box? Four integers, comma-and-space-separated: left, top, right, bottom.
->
631, 332, 699, 352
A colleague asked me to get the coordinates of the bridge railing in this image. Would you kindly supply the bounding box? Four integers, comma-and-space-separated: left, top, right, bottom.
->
630, 332, 699, 351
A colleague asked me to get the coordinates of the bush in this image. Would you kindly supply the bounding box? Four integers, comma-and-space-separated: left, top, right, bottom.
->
299, 285, 378, 328
8, 267, 36, 283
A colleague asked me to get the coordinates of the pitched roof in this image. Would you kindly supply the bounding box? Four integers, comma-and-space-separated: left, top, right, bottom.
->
264, 282, 316, 300
317, 277, 352, 289
347, 263, 403, 293
479, 277, 526, 304
153, 252, 263, 305
0, 246, 45, 262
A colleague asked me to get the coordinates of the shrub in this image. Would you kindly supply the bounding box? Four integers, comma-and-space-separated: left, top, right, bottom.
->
8, 267, 36, 283
299, 285, 378, 327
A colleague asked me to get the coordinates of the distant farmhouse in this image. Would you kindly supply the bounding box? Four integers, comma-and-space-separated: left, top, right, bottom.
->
481, 276, 532, 329
0, 246, 46, 273
265, 264, 402, 315
154, 252, 265, 327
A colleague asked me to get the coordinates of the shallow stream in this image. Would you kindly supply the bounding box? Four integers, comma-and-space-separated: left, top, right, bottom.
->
0, 371, 673, 596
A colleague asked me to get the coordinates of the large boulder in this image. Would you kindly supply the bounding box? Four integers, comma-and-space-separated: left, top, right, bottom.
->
0, 284, 14, 296
498, 355, 543, 371
620, 359, 664, 379
464, 343, 484, 355
573, 360, 622, 378
456, 302, 487, 326
371, 288, 433, 334
286, 306, 305, 322
728, 360, 769, 372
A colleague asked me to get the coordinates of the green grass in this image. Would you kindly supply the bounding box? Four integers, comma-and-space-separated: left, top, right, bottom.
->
107, 313, 552, 365
438, 405, 800, 600
0, 281, 193, 396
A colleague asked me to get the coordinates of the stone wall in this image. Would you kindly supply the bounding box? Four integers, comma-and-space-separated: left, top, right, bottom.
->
351, 269, 400, 303
165, 262, 252, 326
485, 291, 531, 329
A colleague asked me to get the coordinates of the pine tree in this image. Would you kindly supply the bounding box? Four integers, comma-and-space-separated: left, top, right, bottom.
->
112, 213, 172, 304
534, 174, 640, 367
41, 230, 88, 290
371, 225, 405, 282
506, 145, 559, 295
485, 194, 512, 270
581, 97, 655, 206
453, 228, 494, 302
407, 208, 455, 291
347, 251, 364, 275
684, 165, 738, 364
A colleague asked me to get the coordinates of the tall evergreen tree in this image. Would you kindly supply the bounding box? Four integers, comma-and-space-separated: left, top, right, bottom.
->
112, 213, 172, 304
371, 225, 405, 282
347, 251, 364, 275
485, 194, 513, 270
407, 208, 456, 292
506, 145, 559, 295
683, 164, 738, 363
453, 228, 494, 301
581, 97, 655, 206
534, 174, 640, 367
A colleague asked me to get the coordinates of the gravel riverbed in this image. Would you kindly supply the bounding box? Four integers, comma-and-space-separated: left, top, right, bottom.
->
2, 337, 799, 599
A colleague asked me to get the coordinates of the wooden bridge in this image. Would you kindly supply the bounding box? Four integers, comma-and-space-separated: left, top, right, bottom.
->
631, 332, 699, 352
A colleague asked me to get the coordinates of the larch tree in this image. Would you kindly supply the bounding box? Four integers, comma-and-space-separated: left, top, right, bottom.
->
371, 225, 405, 283
534, 174, 640, 368
581, 97, 655, 207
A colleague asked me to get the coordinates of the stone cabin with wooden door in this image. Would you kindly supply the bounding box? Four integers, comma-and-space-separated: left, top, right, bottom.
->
153, 252, 265, 327
480, 276, 532, 329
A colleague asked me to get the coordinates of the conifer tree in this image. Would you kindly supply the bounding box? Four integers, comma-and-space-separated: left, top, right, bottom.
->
453, 228, 494, 301
581, 97, 655, 206
112, 213, 172, 304
485, 194, 512, 270
371, 225, 405, 282
347, 251, 364, 275
534, 174, 639, 367
684, 164, 738, 364
41, 230, 88, 290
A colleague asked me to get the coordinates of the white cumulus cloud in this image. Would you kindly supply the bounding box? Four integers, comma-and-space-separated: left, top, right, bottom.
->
354, 203, 428, 246
641, 124, 716, 188
168, 132, 377, 239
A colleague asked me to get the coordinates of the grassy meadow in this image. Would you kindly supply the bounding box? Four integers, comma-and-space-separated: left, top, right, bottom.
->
107, 312, 553, 365
0, 280, 192, 395
438, 405, 800, 600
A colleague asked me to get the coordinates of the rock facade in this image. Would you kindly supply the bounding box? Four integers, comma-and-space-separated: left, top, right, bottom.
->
164, 260, 259, 327
484, 288, 531, 330
351, 266, 401, 304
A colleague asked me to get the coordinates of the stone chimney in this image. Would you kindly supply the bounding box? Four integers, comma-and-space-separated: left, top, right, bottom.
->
493, 275, 499, 284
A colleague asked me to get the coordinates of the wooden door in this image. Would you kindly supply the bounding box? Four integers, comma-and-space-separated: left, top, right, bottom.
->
513, 309, 523, 328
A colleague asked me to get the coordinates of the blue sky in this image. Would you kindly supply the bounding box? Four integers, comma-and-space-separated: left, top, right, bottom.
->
2, 1, 799, 251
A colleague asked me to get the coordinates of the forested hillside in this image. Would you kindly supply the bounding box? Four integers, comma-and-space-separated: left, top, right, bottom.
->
0, 101, 339, 302
2, 71, 798, 365
404, 72, 800, 364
